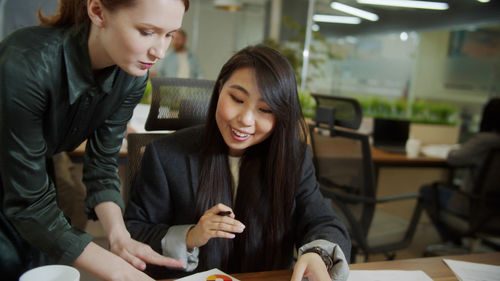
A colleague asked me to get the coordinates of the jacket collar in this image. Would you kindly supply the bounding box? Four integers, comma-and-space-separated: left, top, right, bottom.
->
187, 152, 201, 197
62, 23, 118, 104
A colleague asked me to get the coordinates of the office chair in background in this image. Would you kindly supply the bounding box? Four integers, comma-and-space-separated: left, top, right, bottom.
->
125, 77, 215, 204
145, 77, 215, 131
309, 94, 423, 263
423, 147, 500, 255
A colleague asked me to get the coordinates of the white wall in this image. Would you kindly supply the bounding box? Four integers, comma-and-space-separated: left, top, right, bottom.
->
308, 33, 417, 98
181, 1, 266, 80
410, 30, 491, 106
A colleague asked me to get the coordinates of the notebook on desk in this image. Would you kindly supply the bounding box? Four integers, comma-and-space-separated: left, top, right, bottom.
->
372, 118, 410, 154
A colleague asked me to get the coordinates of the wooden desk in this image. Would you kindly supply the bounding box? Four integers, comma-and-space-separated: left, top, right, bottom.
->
161, 252, 500, 281
67, 140, 128, 164
67, 141, 128, 158
349, 252, 500, 281
371, 147, 447, 168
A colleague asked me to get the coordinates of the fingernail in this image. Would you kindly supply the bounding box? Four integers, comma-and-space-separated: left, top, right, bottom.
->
229, 234, 235, 238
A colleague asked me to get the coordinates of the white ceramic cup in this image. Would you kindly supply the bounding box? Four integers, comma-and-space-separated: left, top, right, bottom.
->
19, 265, 80, 281
406, 138, 422, 158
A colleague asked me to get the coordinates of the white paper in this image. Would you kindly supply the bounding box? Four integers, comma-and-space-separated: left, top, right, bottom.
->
444, 258, 500, 281
175, 268, 240, 281
347, 270, 432, 281
128, 103, 173, 133
129, 104, 150, 133
420, 144, 459, 159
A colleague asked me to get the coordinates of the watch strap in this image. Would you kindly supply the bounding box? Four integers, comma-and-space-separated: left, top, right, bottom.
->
302, 246, 334, 271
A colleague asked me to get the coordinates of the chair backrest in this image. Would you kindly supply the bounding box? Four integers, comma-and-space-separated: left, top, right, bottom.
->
470, 147, 500, 234
124, 133, 167, 204
309, 97, 376, 238
145, 77, 215, 131
311, 93, 363, 130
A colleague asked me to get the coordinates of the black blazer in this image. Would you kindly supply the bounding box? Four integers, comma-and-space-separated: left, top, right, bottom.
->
124, 125, 350, 279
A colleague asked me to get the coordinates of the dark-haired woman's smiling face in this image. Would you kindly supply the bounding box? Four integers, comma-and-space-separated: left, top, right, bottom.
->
216, 68, 276, 157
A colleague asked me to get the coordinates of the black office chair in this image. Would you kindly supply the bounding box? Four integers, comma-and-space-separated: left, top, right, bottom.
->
124, 133, 166, 204
145, 77, 215, 131
422, 147, 500, 254
309, 94, 423, 263
125, 77, 215, 204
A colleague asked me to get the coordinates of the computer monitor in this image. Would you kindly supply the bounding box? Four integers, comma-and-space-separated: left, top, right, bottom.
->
373, 118, 410, 153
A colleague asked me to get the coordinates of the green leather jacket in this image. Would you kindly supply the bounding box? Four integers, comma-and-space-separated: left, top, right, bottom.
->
0, 23, 147, 264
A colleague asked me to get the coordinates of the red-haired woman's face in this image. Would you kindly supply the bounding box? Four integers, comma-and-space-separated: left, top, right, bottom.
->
90, 0, 184, 76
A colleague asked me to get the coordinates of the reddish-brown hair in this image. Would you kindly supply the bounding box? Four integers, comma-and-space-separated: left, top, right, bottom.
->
38, 0, 189, 27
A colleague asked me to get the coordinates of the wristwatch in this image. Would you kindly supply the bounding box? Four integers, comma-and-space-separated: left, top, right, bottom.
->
302, 246, 333, 271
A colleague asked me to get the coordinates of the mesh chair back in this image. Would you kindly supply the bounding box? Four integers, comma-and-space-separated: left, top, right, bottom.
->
125, 133, 166, 204
309, 125, 376, 238
309, 99, 376, 251
470, 147, 500, 233
311, 94, 363, 130
145, 77, 215, 131
310, 99, 423, 261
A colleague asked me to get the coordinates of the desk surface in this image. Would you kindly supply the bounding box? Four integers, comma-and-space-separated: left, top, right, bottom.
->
68, 139, 446, 167
67, 140, 128, 158
371, 146, 447, 167
160, 252, 500, 281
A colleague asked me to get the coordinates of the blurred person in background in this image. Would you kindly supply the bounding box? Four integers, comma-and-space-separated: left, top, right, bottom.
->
152, 29, 203, 79
420, 98, 500, 245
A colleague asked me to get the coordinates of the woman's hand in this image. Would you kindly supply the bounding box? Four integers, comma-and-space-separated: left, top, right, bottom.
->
74, 241, 162, 281
94, 202, 183, 271
186, 203, 245, 249
108, 230, 184, 271
291, 253, 331, 281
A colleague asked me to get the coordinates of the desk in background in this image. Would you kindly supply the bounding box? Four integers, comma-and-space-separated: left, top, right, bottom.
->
371, 146, 447, 168
67, 140, 129, 204
67, 139, 447, 169
161, 252, 499, 281
371, 146, 450, 185
370, 146, 451, 222
67, 140, 128, 164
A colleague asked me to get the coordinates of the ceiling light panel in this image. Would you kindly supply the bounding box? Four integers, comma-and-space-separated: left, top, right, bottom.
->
356, 0, 449, 10
331, 2, 379, 21
313, 14, 362, 24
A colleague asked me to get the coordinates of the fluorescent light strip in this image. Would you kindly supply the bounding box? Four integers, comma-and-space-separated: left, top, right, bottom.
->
313, 14, 361, 24
331, 2, 379, 21
357, 0, 449, 10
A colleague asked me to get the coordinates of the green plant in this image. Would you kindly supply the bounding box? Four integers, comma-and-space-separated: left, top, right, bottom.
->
411, 101, 459, 125
140, 79, 152, 104
356, 96, 459, 125
357, 96, 405, 119
298, 90, 316, 118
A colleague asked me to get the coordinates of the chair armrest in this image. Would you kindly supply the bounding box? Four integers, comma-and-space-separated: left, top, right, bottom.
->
376, 193, 420, 203
431, 181, 460, 191
319, 185, 420, 204
456, 190, 500, 205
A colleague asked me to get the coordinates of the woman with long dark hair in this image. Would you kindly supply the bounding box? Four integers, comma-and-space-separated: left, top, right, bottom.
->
0, 0, 189, 280
125, 45, 351, 280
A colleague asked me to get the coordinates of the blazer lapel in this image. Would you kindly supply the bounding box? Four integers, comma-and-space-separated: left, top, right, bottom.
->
187, 153, 201, 198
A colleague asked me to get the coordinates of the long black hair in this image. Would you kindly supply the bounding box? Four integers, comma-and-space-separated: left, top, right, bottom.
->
479, 98, 500, 134
195, 45, 308, 273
